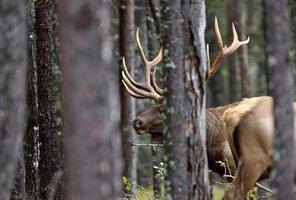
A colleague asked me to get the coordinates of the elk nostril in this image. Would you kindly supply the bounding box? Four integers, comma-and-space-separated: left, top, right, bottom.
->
131, 119, 143, 129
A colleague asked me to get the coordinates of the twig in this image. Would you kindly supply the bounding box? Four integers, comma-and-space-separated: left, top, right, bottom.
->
223, 175, 272, 193
129, 141, 163, 147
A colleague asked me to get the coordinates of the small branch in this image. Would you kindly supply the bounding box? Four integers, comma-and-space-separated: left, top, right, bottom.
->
255, 183, 272, 194
129, 141, 163, 147
223, 175, 272, 193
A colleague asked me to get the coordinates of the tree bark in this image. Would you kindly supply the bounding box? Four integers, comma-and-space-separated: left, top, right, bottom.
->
236, 0, 251, 97
182, 0, 211, 199
24, 0, 63, 199
0, 0, 27, 199
227, 0, 240, 102
119, 0, 138, 196
146, 1, 163, 198
161, 0, 188, 199
264, 0, 295, 199
10, 151, 26, 200
59, 0, 122, 199
290, 0, 296, 96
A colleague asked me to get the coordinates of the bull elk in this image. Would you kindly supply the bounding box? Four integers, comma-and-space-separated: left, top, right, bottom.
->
121, 17, 296, 199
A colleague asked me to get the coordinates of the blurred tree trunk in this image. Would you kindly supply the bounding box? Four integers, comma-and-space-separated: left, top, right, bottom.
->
290, 0, 296, 96
0, 0, 27, 199
227, 0, 240, 102
236, 0, 251, 97
59, 0, 121, 199
183, 0, 210, 199
10, 151, 26, 200
264, 0, 295, 199
207, 45, 226, 106
134, 0, 147, 86
146, 1, 162, 198
161, 0, 188, 199
119, 0, 138, 196
24, 0, 63, 199
205, 15, 226, 107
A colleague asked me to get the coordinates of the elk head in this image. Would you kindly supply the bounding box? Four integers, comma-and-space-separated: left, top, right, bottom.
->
121, 17, 249, 135
121, 28, 163, 135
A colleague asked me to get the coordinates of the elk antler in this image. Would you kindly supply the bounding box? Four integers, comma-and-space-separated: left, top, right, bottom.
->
206, 17, 250, 79
121, 28, 163, 100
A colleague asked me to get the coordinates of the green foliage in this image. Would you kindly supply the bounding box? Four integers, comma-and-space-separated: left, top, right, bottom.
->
122, 176, 156, 200
122, 176, 132, 192
213, 185, 227, 200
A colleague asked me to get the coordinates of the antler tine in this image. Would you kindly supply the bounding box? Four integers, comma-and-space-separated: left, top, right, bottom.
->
150, 46, 164, 95
122, 57, 149, 91
122, 71, 161, 99
121, 29, 164, 100
226, 23, 250, 55
206, 44, 211, 79
207, 17, 249, 79
151, 68, 164, 95
121, 80, 146, 99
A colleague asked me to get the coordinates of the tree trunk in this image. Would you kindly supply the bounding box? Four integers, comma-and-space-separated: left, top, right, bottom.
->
182, 0, 210, 199
236, 0, 251, 97
24, 0, 63, 199
119, 0, 138, 196
59, 0, 122, 199
161, 0, 188, 199
227, 0, 240, 102
205, 9, 227, 107
290, 0, 296, 96
10, 151, 26, 200
0, 0, 27, 199
146, 1, 163, 198
264, 0, 295, 199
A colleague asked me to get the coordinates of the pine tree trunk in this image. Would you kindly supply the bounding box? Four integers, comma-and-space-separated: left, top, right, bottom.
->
0, 0, 27, 199
24, 0, 63, 199
161, 0, 188, 199
227, 0, 240, 102
264, 0, 295, 199
236, 0, 251, 97
59, 0, 121, 199
290, 0, 296, 96
146, 1, 163, 198
119, 0, 138, 196
183, 0, 210, 199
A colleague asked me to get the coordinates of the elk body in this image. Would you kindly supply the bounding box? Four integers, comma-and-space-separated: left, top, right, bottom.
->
121, 18, 296, 199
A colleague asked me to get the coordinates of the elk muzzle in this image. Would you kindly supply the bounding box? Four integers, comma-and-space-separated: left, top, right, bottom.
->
131, 104, 163, 135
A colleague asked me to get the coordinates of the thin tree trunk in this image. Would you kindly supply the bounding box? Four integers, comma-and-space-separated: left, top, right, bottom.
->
264, 0, 295, 199
134, 0, 147, 113
119, 0, 138, 196
161, 0, 188, 199
205, 13, 227, 107
183, 0, 210, 199
0, 0, 27, 199
290, 0, 296, 96
24, 0, 63, 199
146, 1, 162, 198
236, 0, 251, 97
227, 0, 240, 102
59, 0, 121, 199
